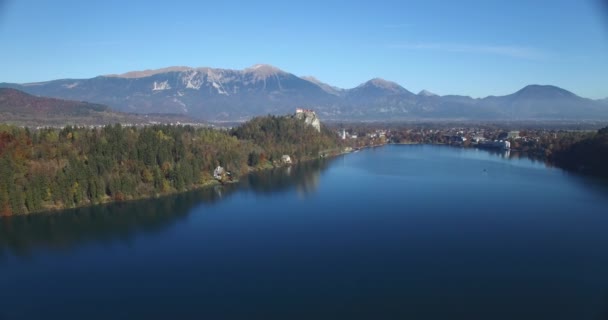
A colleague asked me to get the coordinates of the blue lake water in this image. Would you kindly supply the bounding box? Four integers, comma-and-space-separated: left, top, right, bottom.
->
2, 145, 608, 319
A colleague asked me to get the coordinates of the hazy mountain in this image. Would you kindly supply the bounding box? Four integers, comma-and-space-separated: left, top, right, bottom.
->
346, 78, 413, 99
0, 87, 109, 116
1, 65, 338, 120
0, 88, 197, 127
301, 76, 344, 96
418, 90, 438, 97
481, 85, 603, 119
2, 65, 607, 121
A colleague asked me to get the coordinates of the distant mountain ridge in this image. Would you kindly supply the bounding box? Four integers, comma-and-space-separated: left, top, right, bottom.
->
0, 88, 109, 115
1, 64, 606, 121
0, 88, 197, 126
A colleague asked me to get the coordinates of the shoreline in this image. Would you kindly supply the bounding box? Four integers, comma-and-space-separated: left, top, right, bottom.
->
7, 150, 351, 217
7, 142, 603, 217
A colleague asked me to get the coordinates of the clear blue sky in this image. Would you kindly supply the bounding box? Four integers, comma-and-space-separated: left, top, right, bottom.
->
1, 0, 607, 98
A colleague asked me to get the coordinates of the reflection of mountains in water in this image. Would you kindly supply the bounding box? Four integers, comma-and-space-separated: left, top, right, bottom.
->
0, 158, 334, 256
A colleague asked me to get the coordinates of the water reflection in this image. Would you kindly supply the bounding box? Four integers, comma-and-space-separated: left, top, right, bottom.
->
476, 146, 608, 195
239, 158, 331, 196
483, 148, 511, 159
0, 188, 222, 258
0, 158, 334, 257
477, 147, 548, 166
566, 172, 608, 196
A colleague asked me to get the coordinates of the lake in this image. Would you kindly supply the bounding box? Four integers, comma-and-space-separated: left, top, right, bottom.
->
2, 145, 608, 319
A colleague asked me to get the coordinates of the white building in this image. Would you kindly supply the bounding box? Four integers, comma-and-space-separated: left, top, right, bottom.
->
281, 155, 292, 164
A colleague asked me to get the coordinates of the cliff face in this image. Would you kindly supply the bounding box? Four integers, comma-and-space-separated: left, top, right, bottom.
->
295, 110, 321, 132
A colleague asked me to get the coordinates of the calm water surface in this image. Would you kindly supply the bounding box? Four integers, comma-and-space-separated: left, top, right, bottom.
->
2, 145, 608, 319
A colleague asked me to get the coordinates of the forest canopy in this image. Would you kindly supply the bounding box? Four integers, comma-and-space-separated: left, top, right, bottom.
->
0, 115, 341, 215
551, 126, 608, 178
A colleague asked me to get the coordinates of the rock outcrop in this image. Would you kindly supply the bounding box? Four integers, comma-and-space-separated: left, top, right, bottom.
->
294, 108, 321, 132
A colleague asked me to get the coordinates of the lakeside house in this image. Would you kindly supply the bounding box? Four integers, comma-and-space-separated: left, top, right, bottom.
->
281, 155, 292, 164
472, 136, 486, 143
213, 166, 225, 180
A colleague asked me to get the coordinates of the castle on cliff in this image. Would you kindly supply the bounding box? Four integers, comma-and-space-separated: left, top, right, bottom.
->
294, 108, 321, 132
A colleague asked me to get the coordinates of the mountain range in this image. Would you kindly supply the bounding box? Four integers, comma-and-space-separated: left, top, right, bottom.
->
0, 88, 196, 127
1, 64, 606, 121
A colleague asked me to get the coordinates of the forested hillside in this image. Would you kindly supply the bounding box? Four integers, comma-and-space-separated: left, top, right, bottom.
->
0, 88, 199, 127
0, 116, 340, 215
551, 126, 608, 177
231, 115, 338, 164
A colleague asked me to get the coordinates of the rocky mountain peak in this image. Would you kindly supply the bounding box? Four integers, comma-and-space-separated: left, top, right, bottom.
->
245, 64, 284, 75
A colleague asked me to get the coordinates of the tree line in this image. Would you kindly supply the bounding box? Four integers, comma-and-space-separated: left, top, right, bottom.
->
550, 126, 608, 178
0, 115, 341, 215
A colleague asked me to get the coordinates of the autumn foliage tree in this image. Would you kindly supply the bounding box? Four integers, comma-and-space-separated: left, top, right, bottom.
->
0, 115, 340, 215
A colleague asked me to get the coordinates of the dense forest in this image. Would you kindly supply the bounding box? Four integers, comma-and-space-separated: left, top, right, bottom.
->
0, 159, 333, 256
231, 115, 339, 164
551, 126, 608, 178
0, 115, 341, 215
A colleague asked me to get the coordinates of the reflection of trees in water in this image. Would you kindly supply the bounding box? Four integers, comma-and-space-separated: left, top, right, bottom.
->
482, 148, 548, 165
565, 171, 608, 196
479, 147, 608, 195
483, 148, 510, 159
239, 158, 332, 196
0, 187, 226, 257
295, 168, 321, 196
0, 159, 334, 257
